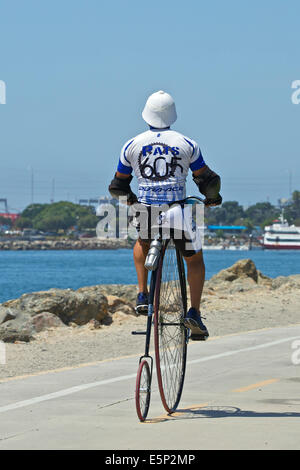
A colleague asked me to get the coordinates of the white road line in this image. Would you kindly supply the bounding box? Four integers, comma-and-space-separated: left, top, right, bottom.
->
187, 335, 300, 366
0, 373, 136, 414
0, 334, 299, 414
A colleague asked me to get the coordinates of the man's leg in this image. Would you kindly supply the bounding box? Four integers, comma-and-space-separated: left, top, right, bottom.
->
184, 250, 205, 311
133, 238, 150, 315
183, 250, 208, 337
133, 238, 150, 294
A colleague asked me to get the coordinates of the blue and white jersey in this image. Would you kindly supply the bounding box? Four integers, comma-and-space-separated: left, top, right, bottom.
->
117, 128, 206, 205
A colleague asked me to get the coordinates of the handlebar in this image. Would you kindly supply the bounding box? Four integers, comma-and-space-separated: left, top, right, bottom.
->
183, 196, 205, 205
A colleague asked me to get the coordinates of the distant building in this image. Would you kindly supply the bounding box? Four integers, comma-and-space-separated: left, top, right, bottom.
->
0, 199, 19, 223
207, 225, 247, 233
206, 225, 261, 236
0, 213, 19, 222
79, 196, 115, 206
78, 196, 115, 212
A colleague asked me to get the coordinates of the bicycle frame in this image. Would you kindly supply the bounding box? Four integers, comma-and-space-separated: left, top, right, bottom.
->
131, 267, 157, 377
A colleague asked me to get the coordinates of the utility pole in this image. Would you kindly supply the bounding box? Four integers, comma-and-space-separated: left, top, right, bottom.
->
0, 198, 8, 213
288, 170, 292, 198
51, 178, 55, 203
30, 166, 34, 204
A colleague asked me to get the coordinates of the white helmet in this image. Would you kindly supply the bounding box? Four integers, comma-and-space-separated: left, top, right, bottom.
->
142, 90, 177, 128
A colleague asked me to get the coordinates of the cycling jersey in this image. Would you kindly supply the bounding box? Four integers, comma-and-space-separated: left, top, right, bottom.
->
117, 128, 206, 205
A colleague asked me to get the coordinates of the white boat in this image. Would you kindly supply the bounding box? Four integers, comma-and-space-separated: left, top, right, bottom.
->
203, 244, 249, 251
263, 213, 300, 250
203, 245, 224, 250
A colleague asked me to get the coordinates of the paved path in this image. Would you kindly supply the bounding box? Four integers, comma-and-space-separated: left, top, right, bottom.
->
0, 325, 299, 450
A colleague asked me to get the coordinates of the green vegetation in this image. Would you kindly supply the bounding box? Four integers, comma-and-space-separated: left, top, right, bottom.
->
205, 190, 300, 229
284, 191, 300, 226
15, 201, 98, 233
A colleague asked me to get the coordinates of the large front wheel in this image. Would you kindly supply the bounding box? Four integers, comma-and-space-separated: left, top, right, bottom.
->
154, 240, 188, 414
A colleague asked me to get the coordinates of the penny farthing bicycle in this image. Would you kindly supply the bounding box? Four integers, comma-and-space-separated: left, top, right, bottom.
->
132, 196, 205, 421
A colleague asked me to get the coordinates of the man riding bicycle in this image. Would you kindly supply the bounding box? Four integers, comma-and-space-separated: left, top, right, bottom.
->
109, 90, 222, 339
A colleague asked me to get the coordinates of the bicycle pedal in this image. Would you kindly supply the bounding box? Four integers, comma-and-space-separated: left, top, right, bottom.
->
135, 307, 148, 316
190, 333, 208, 341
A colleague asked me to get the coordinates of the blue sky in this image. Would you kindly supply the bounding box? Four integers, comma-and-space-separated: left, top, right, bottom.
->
0, 0, 299, 212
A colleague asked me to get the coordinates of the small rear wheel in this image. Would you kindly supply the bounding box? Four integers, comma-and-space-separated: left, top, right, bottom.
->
135, 359, 151, 422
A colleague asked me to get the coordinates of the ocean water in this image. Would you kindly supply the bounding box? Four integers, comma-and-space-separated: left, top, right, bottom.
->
0, 249, 299, 304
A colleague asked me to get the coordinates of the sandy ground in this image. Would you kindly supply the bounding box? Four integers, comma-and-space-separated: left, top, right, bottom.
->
1, 277, 299, 381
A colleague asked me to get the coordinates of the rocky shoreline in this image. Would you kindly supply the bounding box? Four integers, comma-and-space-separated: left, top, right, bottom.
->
0, 238, 133, 251
0, 258, 299, 343
0, 259, 299, 379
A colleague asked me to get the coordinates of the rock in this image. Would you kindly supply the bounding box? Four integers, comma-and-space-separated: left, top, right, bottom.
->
270, 275, 300, 290
85, 319, 101, 330
228, 278, 257, 293
0, 310, 66, 342
271, 276, 290, 289
0, 307, 17, 324
99, 285, 138, 304
0, 285, 111, 342
208, 259, 266, 284
0, 311, 35, 343
0, 238, 133, 251
3, 287, 109, 326
31, 312, 66, 333
106, 295, 136, 315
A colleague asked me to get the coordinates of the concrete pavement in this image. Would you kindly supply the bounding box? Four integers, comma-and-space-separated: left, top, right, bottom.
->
0, 325, 299, 450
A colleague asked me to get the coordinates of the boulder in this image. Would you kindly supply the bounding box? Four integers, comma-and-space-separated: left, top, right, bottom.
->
271, 275, 300, 290
2, 287, 108, 326
0, 311, 34, 343
106, 295, 136, 315
0, 307, 17, 324
0, 310, 67, 342
99, 284, 138, 304
208, 259, 265, 284
31, 312, 67, 333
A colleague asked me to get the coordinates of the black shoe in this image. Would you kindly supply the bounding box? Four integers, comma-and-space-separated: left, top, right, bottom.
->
135, 292, 148, 316
183, 308, 209, 340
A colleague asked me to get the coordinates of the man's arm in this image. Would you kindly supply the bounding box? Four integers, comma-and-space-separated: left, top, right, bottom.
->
108, 171, 138, 205
116, 171, 131, 179
192, 165, 222, 206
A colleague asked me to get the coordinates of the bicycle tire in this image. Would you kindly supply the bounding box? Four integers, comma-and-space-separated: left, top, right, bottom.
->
154, 239, 188, 414
135, 359, 151, 422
